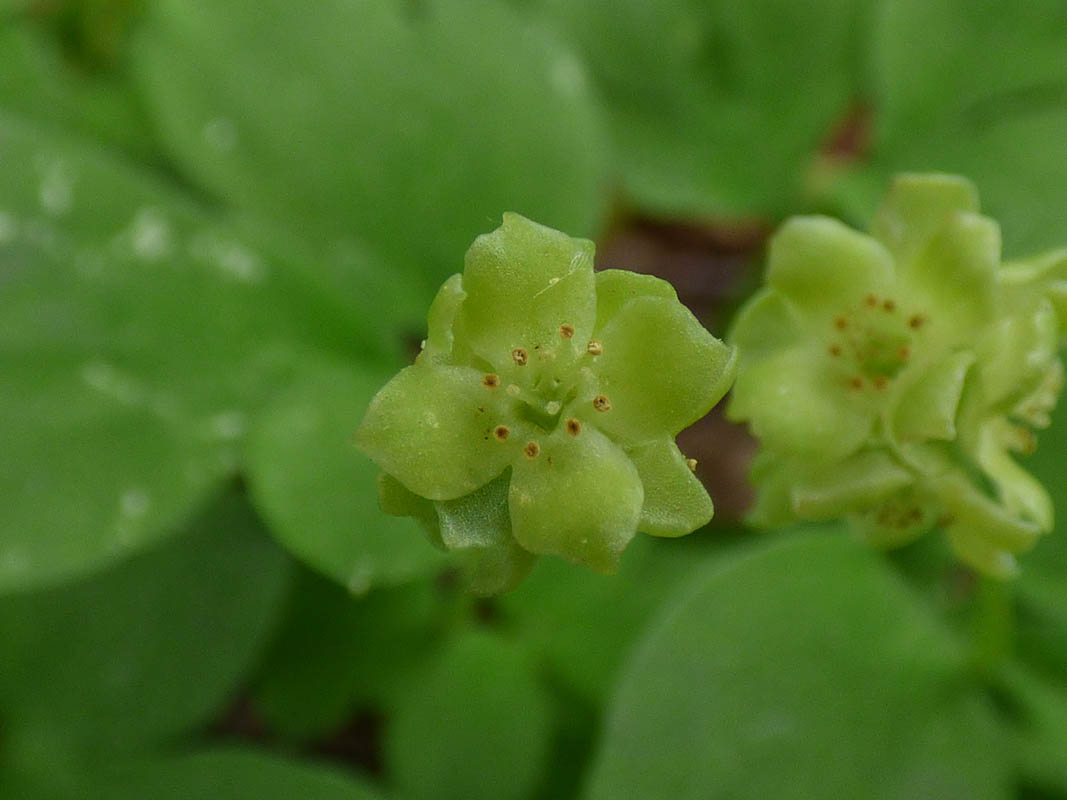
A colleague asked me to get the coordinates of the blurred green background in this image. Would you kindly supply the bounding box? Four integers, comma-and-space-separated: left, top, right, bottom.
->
1, 1, 1066, 798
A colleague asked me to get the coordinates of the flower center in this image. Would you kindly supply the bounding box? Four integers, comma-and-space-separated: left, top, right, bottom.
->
828, 293, 928, 390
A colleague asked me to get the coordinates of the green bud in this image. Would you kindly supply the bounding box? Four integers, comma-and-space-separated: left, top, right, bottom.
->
728, 173, 1065, 577
358, 213, 736, 592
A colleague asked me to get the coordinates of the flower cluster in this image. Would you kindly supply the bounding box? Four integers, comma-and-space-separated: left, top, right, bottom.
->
728, 174, 1066, 577
358, 213, 736, 593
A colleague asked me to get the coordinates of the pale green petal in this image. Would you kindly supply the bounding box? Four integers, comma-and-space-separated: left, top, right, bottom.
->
727, 287, 805, 364
419, 273, 466, 365
627, 438, 713, 537
946, 526, 1019, 580
871, 173, 979, 262
357, 364, 516, 500
900, 212, 998, 336
509, 426, 642, 573
765, 216, 894, 322
456, 213, 596, 368
791, 450, 914, 521
377, 472, 442, 546
933, 471, 1043, 555
976, 302, 1058, 410
847, 485, 939, 549
593, 269, 677, 332
976, 419, 1054, 533
892, 351, 975, 443
434, 470, 536, 595
745, 452, 800, 529
594, 296, 737, 442
728, 347, 873, 462
1013, 359, 1064, 429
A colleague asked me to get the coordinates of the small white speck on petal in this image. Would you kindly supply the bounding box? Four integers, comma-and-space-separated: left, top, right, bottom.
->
203, 117, 239, 152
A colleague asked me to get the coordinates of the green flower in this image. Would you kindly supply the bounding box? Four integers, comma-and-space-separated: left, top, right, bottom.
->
728, 173, 1065, 577
358, 213, 736, 593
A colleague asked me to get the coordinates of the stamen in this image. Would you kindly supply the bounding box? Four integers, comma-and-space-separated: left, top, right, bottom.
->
493, 425, 510, 441
908, 314, 925, 329
482, 373, 500, 388
686, 458, 698, 472
849, 377, 863, 390
882, 299, 896, 312
828, 344, 842, 357
559, 323, 575, 339
511, 347, 528, 366
864, 294, 878, 307
593, 394, 612, 412
873, 376, 888, 390
524, 441, 541, 459
587, 340, 603, 356
565, 418, 582, 436
544, 400, 561, 415
834, 316, 848, 330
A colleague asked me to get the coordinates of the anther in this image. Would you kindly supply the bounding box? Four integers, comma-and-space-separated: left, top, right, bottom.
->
873, 376, 888, 390
828, 344, 842, 357
849, 377, 864, 390
524, 441, 541, 459
834, 316, 848, 330
493, 425, 510, 441
908, 314, 926, 330
587, 340, 603, 356
482, 373, 500, 388
897, 346, 910, 360
565, 418, 582, 436
686, 458, 698, 472
882, 299, 896, 312
511, 347, 528, 366
544, 400, 561, 415
593, 394, 612, 412
559, 323, 575, 339
864, 294, 878, 307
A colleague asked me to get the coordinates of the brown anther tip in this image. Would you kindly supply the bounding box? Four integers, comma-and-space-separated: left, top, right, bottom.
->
882, 299, 896, 312
587, 340, 603, 356
686, 458, 698, 473
593, 394, 612, 412
523, 441, 540, 459
482, 373, 500, 388
849, 377, 864, 390
834, 316, 848, 330
897, 346, 910, 360
511, 347, 528, 366
559, 324, 575, 339
864, 294, 878, 307
565, 418, 582, 436
908, 314, 925, 329
873, 376, 888, 390
828, 344, 842, 357
493, 425, 510, 441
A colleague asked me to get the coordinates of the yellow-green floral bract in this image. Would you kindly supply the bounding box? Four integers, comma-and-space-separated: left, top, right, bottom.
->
728, 173, 1067, 577
358, 214, 737, 593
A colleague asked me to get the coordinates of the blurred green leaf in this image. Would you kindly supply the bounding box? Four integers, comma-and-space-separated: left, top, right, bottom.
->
998, 663, 1067, 796
245, 356, 447, 592
385, 629, 553, 800
0, 489, 291, 761
0, 110, 392, 590
0, 21, 159, 160
834, 0, 1067, 255
535, 0, 870, 218
29, 747, 384, 800
500, 533, 716, 703
585, 531, 1012, 800
129, 0, 609, 299
253, 567, 447, 739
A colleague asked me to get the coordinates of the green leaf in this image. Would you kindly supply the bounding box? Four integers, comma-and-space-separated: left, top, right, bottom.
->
997, 664, 1067, 796
585, 532, 1013, 800
35, 748, 385, 800
0, 489, 291, 758
499, 533, 715, 703
535, 0, 869, 217
0, 111, 388, 590
385, 630, 553, 800
627, 438, 713, 537
129, 0, 609, 294
509, 426, 642, 573
594, 295, 737, 442
247, 358, 446, 592
253, 566, 445, 739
